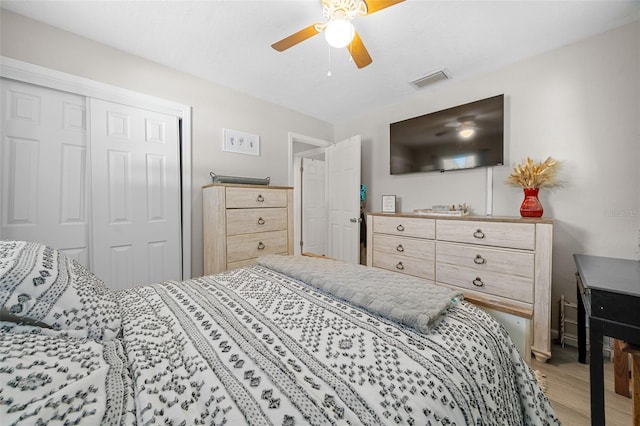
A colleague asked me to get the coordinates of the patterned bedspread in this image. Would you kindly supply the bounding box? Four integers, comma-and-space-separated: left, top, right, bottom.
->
0, 241, 559, 425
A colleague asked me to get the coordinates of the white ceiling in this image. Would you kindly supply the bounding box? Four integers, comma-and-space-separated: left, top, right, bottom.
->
2, 0, 638, 123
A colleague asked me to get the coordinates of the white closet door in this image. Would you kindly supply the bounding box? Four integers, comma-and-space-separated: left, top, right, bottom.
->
0, 79, 90, 266
89, 98, 181, 289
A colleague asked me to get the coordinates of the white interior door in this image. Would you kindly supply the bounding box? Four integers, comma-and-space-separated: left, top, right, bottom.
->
301, 157, 326, 256
1, 79, 90, 266
90, 98, 181, 289
327, 135, 361, 264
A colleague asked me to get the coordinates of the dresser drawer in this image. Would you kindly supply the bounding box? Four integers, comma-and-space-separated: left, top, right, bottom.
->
436, 220, 535, 250
372, 251, 434, 280
373, 215, 435, 239
226, 187, 288, 208
436, 263, 533, 303
436, 242, 534, 278
372, 234, 434, 259
226, 258, 259, 270
227, 230, 288, 263
226, 208, 287, 236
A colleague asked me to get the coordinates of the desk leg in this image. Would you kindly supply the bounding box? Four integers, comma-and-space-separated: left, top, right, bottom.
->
589, 319, 605, 426
577, 278, 587, 364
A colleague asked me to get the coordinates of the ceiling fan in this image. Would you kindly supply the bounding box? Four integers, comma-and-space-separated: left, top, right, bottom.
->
271, 0, 405, 69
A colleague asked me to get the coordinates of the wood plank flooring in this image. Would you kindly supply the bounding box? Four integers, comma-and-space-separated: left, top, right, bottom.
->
531, 343, 633, 425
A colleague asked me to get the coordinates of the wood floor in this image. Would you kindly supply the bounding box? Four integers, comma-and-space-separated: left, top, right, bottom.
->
531, 343, 633, 425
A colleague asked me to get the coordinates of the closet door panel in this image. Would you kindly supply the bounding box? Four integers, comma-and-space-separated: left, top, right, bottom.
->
4, 137, 39, 225
146, 153, 167, 221
90, 98, 181, 290
60, 144, 87, 224
0, 79, 89, 266
106, 150, 132, 223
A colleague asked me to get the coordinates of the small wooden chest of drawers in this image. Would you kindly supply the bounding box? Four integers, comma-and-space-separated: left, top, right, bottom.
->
367, 213, 553, 362
203, 184, 293, 274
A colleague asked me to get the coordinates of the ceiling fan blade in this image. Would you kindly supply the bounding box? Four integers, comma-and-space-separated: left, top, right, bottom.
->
271, 24, 321, 52
348, 32, 372, 69
363, 0, 405, 15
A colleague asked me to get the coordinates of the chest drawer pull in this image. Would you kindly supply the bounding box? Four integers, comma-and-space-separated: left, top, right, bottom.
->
473, 254, 486, 264
473, 229, 485, 239
257, 194, 265, 202
396, 261, 405, 270
472, 277, 484, 287
397, 224, 405, 232
257, 241, 266, 250
396, 244, 404, 252
257, 217, 266, 225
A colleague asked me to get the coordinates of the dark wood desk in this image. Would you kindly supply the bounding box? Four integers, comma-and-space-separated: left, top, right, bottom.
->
574, 254, 640, 425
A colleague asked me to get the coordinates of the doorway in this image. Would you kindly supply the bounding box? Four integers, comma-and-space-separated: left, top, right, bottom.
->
289, 133, 330, 256
288, 133, 362, 264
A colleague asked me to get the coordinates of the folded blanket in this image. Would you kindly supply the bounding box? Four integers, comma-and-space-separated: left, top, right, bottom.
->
257, 254, 462, 333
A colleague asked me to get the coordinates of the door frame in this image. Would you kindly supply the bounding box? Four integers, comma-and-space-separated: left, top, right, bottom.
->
288, 132, 330, 255
0, 56, 192, 279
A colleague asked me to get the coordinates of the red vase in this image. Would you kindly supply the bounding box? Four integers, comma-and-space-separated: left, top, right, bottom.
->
520, 188, 543, 218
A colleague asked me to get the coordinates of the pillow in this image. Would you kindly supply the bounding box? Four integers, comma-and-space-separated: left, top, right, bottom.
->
0, 240, 121, 340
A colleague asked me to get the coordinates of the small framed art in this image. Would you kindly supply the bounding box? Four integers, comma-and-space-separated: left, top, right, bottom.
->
222, 128, 260, 156
382, 195, 396, 213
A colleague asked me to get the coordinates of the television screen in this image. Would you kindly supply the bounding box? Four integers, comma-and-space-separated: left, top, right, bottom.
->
390, 94, 504, 174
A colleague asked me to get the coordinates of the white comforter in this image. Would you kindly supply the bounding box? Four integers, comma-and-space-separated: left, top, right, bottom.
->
1, 253, 559, 425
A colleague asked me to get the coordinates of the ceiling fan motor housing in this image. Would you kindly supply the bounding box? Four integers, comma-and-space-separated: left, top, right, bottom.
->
322, 0, 367, 21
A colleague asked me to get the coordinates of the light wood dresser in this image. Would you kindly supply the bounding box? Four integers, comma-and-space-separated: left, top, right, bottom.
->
203, 184, 293, 275
366, 212, 553, 362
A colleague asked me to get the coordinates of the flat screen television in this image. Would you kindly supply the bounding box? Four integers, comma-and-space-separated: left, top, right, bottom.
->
390, 94, 504, 174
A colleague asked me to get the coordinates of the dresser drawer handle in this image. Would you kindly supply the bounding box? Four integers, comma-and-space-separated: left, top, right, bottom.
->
257, 217, 265, 225
396, 262, 405, 270
257, 194, 265, 202
472, 277, 484, 287
473, 254, 486, 264
396, 224, 405, 232
257, 241, 265, 250
473, 229, 485, 239
396, 244, 404, 252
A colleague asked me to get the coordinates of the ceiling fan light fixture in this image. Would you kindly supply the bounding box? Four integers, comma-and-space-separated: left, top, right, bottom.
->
458, 125, 475, 139
324, 18, 355, 48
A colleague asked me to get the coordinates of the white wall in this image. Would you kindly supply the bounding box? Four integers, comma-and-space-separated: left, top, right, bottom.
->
0, 10, 334, 278
335, 21, 640, 335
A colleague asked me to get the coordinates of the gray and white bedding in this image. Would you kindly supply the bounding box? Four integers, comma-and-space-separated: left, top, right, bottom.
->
0, 241, 560, 425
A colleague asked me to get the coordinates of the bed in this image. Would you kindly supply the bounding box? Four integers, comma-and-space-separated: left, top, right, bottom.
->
0, 240, 559, 425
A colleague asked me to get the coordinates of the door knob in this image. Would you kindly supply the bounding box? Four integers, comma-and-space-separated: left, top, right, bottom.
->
349, 217, 362, 223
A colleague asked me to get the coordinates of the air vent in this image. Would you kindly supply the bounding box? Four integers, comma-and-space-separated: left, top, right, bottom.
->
410, 69, 450, 89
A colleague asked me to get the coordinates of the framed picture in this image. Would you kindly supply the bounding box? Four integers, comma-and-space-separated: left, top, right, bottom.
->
382, 195, 396, 213
222, 128, 260, 156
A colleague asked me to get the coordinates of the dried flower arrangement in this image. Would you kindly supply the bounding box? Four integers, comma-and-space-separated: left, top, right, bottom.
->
507, 157, 560, 189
